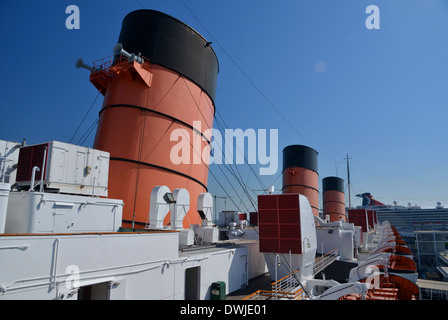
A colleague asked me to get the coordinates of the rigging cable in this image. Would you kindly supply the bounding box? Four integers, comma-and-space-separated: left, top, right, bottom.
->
77, 118, 99, 146
69, 92, 100, 144
179, 0, 340, 164
181, 75, 263, 211
172, 120, 251, 214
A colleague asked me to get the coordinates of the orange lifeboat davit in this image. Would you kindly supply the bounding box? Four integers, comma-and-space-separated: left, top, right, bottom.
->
89, 10, 219, 229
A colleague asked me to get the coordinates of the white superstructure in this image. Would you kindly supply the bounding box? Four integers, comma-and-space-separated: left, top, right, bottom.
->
0, 138, 423, 301
0, 140, 262, 300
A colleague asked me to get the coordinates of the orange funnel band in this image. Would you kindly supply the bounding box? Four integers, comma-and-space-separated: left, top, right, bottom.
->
282, 167, 319, 216
322, 177, 346, 222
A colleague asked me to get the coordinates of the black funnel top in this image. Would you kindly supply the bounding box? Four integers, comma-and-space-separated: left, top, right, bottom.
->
282, 145, 318, 173
322, 176, 345, 193
117, 10, 219, 102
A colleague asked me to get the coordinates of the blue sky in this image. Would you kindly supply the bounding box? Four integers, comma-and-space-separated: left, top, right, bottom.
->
1, 1, 447, 212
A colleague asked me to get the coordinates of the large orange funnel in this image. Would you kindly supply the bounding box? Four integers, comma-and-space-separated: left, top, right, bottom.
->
282, 145, 319, 216
91, 10, 219, 229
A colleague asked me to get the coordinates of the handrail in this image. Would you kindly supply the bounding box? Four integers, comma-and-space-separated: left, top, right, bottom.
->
313, 246, 340, 276
92, 54, 150, 73
243, 287, 304, 300
92, 55, 115, 71
244, 246, 342, 300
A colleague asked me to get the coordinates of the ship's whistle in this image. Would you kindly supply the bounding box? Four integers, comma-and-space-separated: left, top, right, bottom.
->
113, 43, 143, 64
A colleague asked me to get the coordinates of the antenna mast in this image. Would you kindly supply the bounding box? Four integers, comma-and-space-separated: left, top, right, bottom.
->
345, 154, 352, 208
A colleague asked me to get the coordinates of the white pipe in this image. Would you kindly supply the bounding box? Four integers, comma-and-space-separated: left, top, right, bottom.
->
30, 166, 40, 191
275, 254, 279, 298
52, 238, 60, 289
39, 147, 47, 193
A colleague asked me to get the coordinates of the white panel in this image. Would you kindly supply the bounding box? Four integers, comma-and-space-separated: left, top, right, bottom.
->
0, 182, 10, 233
5, 191, 123, 234
149, 186, 171, 229
16, 141, 110, 197
0, 140, 21, 185
172, 188, 189, 229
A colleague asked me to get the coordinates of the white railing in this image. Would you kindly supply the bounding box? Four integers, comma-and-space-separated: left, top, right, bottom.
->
244, 247, 341, 300
313, 246, 340, 276
244, 270, 305, 300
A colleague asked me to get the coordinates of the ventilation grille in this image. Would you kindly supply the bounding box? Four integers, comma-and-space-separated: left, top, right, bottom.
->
16, 143, 49, 183
258, 194, 302, 254
347, 209, 372, 232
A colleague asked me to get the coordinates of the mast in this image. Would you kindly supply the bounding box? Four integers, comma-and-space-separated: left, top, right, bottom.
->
345, 154, 352, 208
